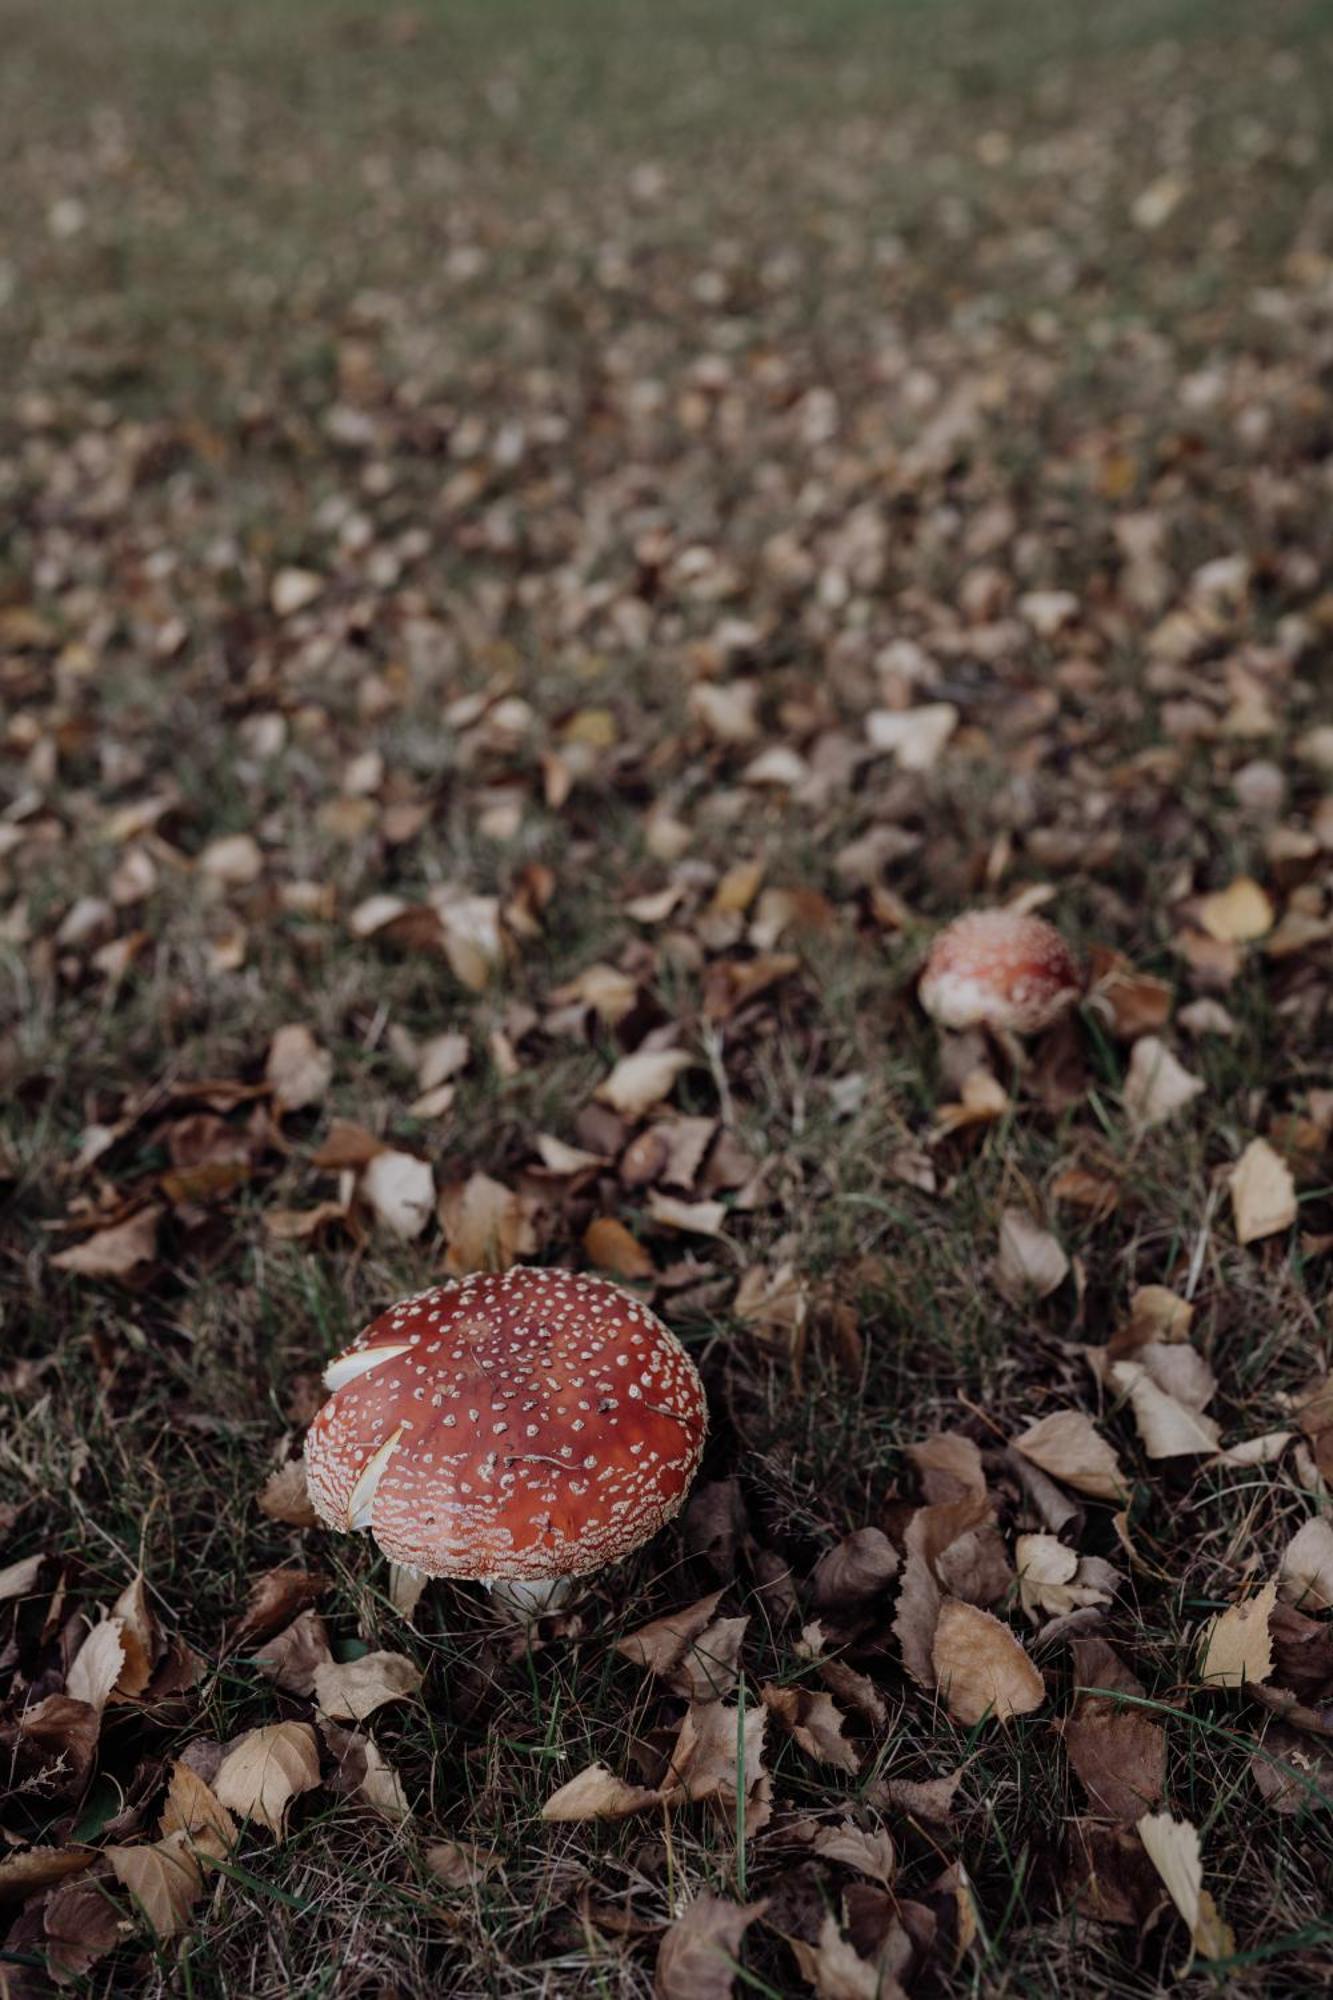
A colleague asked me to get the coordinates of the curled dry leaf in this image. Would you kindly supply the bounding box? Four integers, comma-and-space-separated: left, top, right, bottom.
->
1014, 1411, 1128, 1503
313, 1649, 423, 1722
1136, 1812, 1235, 1961
1280, 1517, 1333, 1613
212, 1720, 321, 1838
265, 1023, 333, 1112
0, 1847, 97, 1900
1109, 1360, 1221, 1458
995, 1209, 1069, 1303
159, 1761, 238, 1856
323, 1720, 411, 1821
541, 1761, 661, 1821
1229, 1138, 1297, 1246
424, 1839, 501, 1889
654, 1892, 767, 2000
595, 1048, 693, 1120
253, 1610, 334, 1695
66, 1617, 127, 1713
930, 1600, 1045, 1725
1122, 1037, 1204, 1129
762, 1683, 860, 1772
785, 1911, 909, 2000
616, 1590, 726, 1676
1198, 1580, 1277, 1688
811, 1528, 900, 1616
230, 1565, 326, 1648
51, 1205, 162, 1280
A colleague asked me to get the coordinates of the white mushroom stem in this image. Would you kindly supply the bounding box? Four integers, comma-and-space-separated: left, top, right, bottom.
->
485, 1576, 576, 1620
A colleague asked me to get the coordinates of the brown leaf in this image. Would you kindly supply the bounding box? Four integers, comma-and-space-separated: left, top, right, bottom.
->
158, 1761, 238, 1857
811, 1820, 896, 1886
212, 1721, 321, 1839
906, 1432, 986, 1505
438, 1170, 536, 1272
322, 1720, 411, 1820
0, 1849, 96, 1901
230, 1566, 326, 1648
584, 1215, 656, 1279
663, 1697, 769, 1830
252, 1610, 334, 1695
424, 1839, 501, 1889
655, 1893, 767, 2000
811, 1529, 899, 1616
785, 1912, 909, 2000
43, 1874, 125, 1982
1110, 1359, 1221, 1458
51, 1207, 162, 1280
930, 1600, 1044, 1725
313, 1649, 422, 1722
763, 1683, 860, 1772
1063, 1645, 1165, 1823
617, 1590, 726, 1675
107, 1833, 207, 1938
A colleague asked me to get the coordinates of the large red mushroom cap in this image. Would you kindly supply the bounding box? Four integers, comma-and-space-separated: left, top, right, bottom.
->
304, 1268, 707, 1588
918, 908, 1081, 1034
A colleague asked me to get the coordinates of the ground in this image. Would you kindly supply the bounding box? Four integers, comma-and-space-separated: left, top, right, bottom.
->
2, 0, 1333, 1995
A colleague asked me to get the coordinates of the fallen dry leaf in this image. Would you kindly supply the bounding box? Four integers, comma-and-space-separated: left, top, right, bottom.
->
931, 1599, 1045, 1725
43, 1873, 126, 1982
1229, 1138, 1297, 1245
212, 1720, 321, 1838
256, 1459, 319, 1527
595, 1048, 693, 1119
159, 1760, 238, 1855
762, 1682, 860, 1772
541, 1761, 661, 1821
616, 1590, 726, 1676
313, 1649, 422, 1722
995, 1208, 1069, 1302
265, 1023, 333, 1112
107, 1833, 207, 1938
784, 1911, 909, 2000
51, 1206, 161, 1280
1280, 1517, 1333, 1613
654, 1892, 767, 2000
253, 1610, 334, 1695
1013, 1411, 1128, 1502
1122, 1037, 1204, 1129
438, 1170, 536, 1272
65, 1616, 126, 1712
1063, 1639, 1165, 1823
230, 1565, 326, 1648
424, 1839, 501, 1889
1198, 1580, 1277, 1688
1110, 1359, 1221, 1458
1197, 876, 1274, 944
584, 1215, 656, 1279
362, 1149, 435, 1240
1136, 1812, 1235, 1961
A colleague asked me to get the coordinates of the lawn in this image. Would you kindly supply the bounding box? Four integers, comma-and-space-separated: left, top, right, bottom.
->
2, 0, 1332, 1994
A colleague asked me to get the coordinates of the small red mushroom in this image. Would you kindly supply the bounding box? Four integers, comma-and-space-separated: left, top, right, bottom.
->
304, 1268, 707, 1617
918, 908, 1081, 1035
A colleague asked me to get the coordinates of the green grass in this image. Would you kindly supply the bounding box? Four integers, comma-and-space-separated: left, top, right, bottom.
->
3, 0, 1333, 1994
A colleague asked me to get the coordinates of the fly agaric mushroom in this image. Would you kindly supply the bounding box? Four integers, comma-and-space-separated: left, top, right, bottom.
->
918, 908, 1081, 1035
304, 1268, 707, 1617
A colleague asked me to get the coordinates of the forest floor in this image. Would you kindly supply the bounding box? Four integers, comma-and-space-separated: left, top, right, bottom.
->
2, 1, 1333, 1995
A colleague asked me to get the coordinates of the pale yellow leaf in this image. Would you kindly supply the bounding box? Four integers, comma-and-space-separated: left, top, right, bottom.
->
66, 1617, 126, 1713
1136, 1813, 1234, 1961
1123, 1037, 1204, 1129
595, 1049, 693, 1119
266, 1024, 333, 1113
360, 1150, 435, 1240
541, 1761, 660, 1821
1197, 876, 1273, 944
996, 1209, 1069, 1302
107, 1833, 205, 1938
1280, 1516, 1333, 1613
1110, 1360, 1221, 1458
1229, 1138, 1297, 1245
1013, 1411, 1129, 1502
1198, 1580, 1276, 1687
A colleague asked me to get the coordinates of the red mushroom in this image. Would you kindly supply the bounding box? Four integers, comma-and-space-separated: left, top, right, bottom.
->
918, 908, 1081, 1035
304, 1268, 707, 1617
